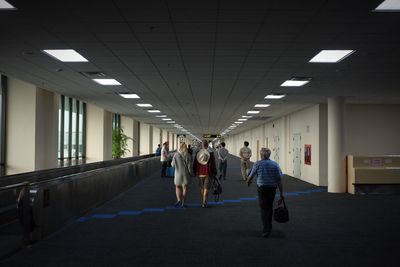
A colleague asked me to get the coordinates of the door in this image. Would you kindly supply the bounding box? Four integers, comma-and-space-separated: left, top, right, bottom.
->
293, 133, 302, 178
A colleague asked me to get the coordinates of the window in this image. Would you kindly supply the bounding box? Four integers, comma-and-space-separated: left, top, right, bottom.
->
113, 113, 121, 130
58, 95, 86, 167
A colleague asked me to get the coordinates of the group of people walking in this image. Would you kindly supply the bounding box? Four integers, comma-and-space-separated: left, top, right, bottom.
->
158, 140, 285, 237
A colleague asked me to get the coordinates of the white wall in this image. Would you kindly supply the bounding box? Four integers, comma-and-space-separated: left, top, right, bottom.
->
285, 105, 321, 186
345, 104, 400, 155
225, 104, 326, 186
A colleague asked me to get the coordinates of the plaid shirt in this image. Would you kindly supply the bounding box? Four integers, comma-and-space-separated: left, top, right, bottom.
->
248, 159, 283, 187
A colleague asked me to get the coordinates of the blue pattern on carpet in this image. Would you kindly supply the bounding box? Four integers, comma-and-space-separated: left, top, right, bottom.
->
77, 188, 327, 223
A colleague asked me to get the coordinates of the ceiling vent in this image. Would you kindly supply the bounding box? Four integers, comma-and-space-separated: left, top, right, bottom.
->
79, 71, 108, 79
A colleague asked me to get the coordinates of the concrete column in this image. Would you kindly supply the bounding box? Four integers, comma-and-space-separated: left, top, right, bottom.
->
7, 78, 38, 174
162, 130, 168, 144
35, 88, 58, 170
152, 127, 161, 154
86, 104, 112, 163
139, 122, 150, 155
132, 120, 139, 156
149, 125, 153, 154
327, 97, 346, 193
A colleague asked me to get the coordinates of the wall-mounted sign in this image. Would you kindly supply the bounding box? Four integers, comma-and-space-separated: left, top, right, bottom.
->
203, 134, 221, 138
304, 144, 311, 165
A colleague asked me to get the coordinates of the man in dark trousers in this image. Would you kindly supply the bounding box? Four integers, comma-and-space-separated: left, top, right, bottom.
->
246, 147, 284, 238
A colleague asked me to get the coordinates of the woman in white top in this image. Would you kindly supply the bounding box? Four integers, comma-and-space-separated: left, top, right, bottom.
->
171, 143, 192, 207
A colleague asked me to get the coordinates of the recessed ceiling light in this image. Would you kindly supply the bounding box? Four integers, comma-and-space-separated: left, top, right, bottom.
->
265, 94, 286, 99
235, 121, 244, 124
136, 103, 152, 107
281, 78, 311, 87
247, 110, 260, 114
254, 104, 271, 108
147, 110, 160, 113
93, 79, 121, 85
309, 50, 355, 63
119, 93, 140, 99
242, 115, 252, 118
238, 118, 248, 121
375, 0, 400, 11
162, 118, 171, 121
42, 49, 88, 62
156, 115, 167, 118
0, 0, 15, 9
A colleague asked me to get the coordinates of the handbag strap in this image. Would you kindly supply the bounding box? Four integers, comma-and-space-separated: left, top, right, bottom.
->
278, 197, 287, 208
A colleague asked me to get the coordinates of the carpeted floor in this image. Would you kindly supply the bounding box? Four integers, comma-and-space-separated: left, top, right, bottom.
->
2, 155, 400, 266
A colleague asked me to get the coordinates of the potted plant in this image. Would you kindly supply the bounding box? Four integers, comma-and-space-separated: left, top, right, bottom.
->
112, 127, 132, 159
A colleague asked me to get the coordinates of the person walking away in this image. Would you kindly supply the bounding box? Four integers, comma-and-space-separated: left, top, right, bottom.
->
217, 142, 229, 180
193, 140, 217, 208
155, 144, 161, 156
171, 143, 191, 207
160, 142, 169, 177
239, 141, 252, 180
246, 147, 284, 238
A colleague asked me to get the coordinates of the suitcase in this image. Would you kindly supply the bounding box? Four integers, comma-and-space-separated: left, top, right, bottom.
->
166, 167, 175, 177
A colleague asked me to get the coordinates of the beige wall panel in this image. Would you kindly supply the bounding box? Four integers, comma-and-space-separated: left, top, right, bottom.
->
345, 104, 400, 155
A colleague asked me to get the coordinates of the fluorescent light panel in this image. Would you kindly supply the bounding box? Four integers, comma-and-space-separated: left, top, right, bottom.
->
238, 118, 247, 121
254, 104, 270, 108
162, 118, 171, 121
93, 79, 121, 85
156, 115, 167, 118
309, 50, 355, 63
247, 110, 260, 114
147, 110, 160, 113
119, 93, 140, 99
136, 103, 152, 107
0, 0, 15, 9
43, 49, 88, 62
281, 80, 310, 87
167, 121, 175, 123
235, 121, 244, 124
265, 94, 286, 99
375, 0, 400, 11
242, 115, 252, 118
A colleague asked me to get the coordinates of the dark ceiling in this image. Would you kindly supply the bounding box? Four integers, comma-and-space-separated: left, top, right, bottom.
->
0, 0, 399, 138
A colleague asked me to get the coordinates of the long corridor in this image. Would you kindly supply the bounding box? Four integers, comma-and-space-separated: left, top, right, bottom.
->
3, 155, 400, 266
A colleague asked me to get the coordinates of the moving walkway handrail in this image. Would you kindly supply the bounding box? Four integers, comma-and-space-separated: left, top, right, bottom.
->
0, 154, 156, 187
0, 181, 29, 192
